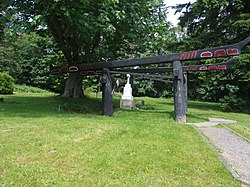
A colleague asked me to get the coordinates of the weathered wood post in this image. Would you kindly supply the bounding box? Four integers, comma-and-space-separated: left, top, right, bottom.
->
183, 72, 188, 113
101, 68, 113, 116
173, 61, 186, 123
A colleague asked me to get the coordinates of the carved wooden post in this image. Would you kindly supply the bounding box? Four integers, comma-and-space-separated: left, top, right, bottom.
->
173, 61, 186, 123
101, 68, 113, 116
183, 72, 188, 113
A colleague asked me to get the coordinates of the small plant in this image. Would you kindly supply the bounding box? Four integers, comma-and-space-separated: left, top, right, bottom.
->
0, 72, 14, 94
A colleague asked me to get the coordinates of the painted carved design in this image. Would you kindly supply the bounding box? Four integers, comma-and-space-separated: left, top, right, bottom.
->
227, 48, 239, 55
201, 51, 213, 58
50, 36, 249, 75
200, 48, 240, 58
79, 64, 94, 70
214, 49, 226, 57
68, 66, 78, 72
180, 51, 197, 60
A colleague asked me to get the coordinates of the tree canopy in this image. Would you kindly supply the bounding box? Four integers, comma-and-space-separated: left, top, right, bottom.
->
2, 0, 174, 97
176, 0, 250, 111
4, 0, 173, 63
177, 0, 249, 47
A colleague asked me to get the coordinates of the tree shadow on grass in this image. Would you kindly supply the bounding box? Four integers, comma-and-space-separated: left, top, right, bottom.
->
186, 113, 208, 123
188, 101, 221, 111
121, 108, 175, 119
0, 94, 222, 122
161, 100, 221, 111
0, 94, 104, 118
0, 94, 134, 119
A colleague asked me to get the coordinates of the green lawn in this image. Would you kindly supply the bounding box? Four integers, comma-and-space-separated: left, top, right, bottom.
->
0, 92, 248, 186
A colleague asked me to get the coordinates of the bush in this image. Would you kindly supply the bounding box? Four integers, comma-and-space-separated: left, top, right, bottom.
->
220, 95, 249, 113
84, 87, 94, 95
14, 84, 50, 93
0, 72, 14, 94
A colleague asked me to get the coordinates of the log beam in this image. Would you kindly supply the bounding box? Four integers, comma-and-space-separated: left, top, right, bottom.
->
173, 61, 186, 123
101, 68, 113, 116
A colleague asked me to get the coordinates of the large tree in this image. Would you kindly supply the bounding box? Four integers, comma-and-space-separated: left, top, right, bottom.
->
175, 0, 250, 111
3, 0, 172, 98
177, 0, 249, 47
0, 32, 65, 91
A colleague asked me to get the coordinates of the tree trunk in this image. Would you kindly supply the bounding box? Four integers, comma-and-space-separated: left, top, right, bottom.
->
62, 73, 84, 98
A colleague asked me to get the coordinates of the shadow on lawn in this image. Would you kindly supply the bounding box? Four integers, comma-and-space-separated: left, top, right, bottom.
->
0, 94, 223, 123
1, 94, 175, 120
162, 100, 221, 111
123, 108, 175, 118
188, 101, 221, 111
0, 94, 106, 118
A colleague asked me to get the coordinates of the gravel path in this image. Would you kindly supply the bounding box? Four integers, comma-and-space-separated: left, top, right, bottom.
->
199, 127, 250, 185
192, 117, 250, 185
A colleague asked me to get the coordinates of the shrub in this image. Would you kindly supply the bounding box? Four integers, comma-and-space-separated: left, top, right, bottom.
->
14, 84, 50, 93
220, 94, 249, 113
0, 72, 14, 94
84, 87, 94, 95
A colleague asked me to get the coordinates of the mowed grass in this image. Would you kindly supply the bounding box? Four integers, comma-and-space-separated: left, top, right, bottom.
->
186, 100, 250, 140
0, 92, 248, 186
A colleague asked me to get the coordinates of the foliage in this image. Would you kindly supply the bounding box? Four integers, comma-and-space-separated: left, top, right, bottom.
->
133, 79, 156, 97
0, 72, 14, 94
177, 0, 250, 47
2, 0, 175, 59
14, 84, 51, 94
0, 32, 67, 93
2, 0, 176, 97
175, 0, 250, 111
83, 75, 101, 94
0, 93, 245, 186
132, 79, 172, 98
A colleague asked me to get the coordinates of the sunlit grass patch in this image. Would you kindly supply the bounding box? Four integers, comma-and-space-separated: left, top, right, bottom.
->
0, 92, 247, 186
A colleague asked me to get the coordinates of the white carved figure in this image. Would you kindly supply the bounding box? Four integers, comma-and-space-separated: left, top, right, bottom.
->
122, 74, 133, 100
120, 74, 134, 109
126, 74, 130, 84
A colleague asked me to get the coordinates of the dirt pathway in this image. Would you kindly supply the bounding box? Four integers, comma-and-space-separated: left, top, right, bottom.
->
193, 118, 250, 185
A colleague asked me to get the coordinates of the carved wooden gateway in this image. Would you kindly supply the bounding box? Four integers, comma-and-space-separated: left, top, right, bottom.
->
51, 36, 250, 123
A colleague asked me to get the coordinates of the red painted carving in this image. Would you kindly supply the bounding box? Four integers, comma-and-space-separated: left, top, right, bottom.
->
218, 65, 227, 70
60, 67, 68, 73
180, 51, 197, 60
208, 66, 218, 70
80, 64, 87, 70
51, 68, 60, 74
81, 64, 94, 70
227, 48, 239, 55
86, 71, 95, 75
180, 53, 185, 60
201, 51, 213, 58
183, 66, 196, 71
199, 66, 208, 70
214, 49, 226, 57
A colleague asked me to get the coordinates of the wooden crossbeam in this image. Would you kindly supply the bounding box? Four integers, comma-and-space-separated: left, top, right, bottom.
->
115, 57, 236, 73
50, 36, 249, 75
109, 71, 173, 83
109, 70, 174, 79
183, 57, 236, 71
